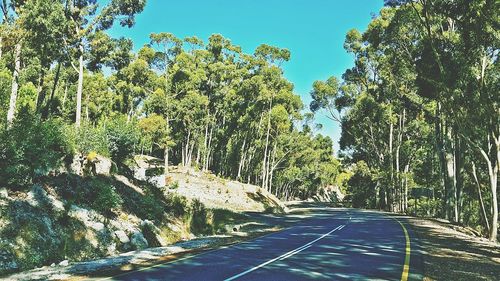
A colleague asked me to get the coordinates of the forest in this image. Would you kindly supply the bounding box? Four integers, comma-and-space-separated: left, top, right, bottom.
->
0, 0, 498, 246
310, 0, 498, 241
0, 0, 341, 204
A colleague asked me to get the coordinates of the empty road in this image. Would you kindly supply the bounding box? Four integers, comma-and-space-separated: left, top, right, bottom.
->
98, 208, 422, 280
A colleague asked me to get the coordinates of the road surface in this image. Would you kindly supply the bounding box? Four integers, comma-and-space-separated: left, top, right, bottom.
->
97, 208, 422, 280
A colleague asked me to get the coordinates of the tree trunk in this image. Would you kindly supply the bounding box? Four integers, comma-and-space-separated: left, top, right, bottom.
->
389, 115, 395, 212
472, 162, 490, 234
35, 68, 46, 112
164, 114, 170, 176
237, 136, 247, 180
75, 43, 84, 127
261, 99, 272, 190
164, 146, 169, 176
42, 62, 61, 119
6, 42, 21, 127
454, 132, 464, 223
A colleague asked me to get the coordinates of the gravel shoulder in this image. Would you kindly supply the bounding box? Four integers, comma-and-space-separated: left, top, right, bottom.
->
403, 216, 500, 281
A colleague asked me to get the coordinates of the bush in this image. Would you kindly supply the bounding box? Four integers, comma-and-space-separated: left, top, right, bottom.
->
102, 116, 139, 164
407, 197, 442, 217
190, 199, 212, 235
166, 194, 188, 218
89, 179, 123, 214
61, 176, 122, 216
0, 117, 71, 189
64, 121, 110, 157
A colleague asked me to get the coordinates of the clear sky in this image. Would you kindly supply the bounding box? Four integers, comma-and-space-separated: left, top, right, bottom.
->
108, 0, 384, 153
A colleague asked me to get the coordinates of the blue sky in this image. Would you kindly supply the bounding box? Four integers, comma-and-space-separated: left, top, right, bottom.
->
108, 0, 384, 153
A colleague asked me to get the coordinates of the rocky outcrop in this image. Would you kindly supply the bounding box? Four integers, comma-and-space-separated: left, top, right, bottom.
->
0, 188, 8, 199
26, 185, 65, 217
91, 155, 112, 176
313, 185, 345, 203
69, 154, 113, 176
68, 205, 106, 232
141, 220, 167, 247
130, 231, 148, 250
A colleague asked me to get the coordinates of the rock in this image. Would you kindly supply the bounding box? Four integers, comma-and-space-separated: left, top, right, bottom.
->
70, 154, 85, 176
149, 175, 166, 188
58, 260, 69, 266
114, 230, 130, 244
133, 167, 147, 181
130, 231, 148, 250
0, 188, 8, 199
26, 185, 47, 207
106, 243, 117, 255
141, 220, 167, 247
92, 155, 113, 176
0, 249, 18, 274
91, 222, 105, 232
68, 205, 106, 232
26, 185, 66, 216
47, 194, 65, 216
50, 263, 56, 267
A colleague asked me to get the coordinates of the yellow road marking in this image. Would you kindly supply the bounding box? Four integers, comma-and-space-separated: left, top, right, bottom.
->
394, 218, 411, 281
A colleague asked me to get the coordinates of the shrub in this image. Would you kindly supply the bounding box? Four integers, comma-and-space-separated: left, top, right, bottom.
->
0, 117, 71, 189
61, 176, 122, 216
169, 181, 179, 189
139, 193, 164, 221
89, 179, 123, 214
190, 199, 212, 235
166, 194, 188, 217
102, 116, 139, 164
64, 121, 110, 157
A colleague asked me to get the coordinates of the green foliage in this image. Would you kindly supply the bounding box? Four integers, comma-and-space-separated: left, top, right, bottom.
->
169, 181, 179, 189
347, 161, 377, 208
89, 180, 123, 214
165, 194, 188, 218
102, 116, 140, 164
62, 176, 122, 215
189, 199, 212, 235
65, 121, 110, 157
0, 117, 71, 189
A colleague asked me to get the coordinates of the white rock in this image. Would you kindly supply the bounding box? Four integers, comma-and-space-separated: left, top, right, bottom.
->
93, 155, 113, 176
114, 230, 130, 244
70, 154, 84, 176
68, 205, 105, 232
130, 231, 148, 250
134, 167, 147, 181
25, 185, 46, 207
149, 175, 166, 188
141, 220, 167, 246
0, 188, 8, 199
58, 260, 69, 266
91, 222, 105, 232
107, 243, 117, 255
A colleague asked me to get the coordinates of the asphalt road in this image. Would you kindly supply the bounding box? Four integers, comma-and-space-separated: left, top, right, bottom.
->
99, 208, 422, 281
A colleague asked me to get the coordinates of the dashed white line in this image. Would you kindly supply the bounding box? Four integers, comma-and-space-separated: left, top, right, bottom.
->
224, 224, 346, 281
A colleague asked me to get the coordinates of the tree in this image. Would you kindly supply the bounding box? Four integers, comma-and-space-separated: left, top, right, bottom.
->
66, 0, 146, 127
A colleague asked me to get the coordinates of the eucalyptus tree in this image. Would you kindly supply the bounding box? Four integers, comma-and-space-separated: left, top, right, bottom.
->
253, 44, 292, 190
66, 0, 146, 127
1, 0, 24, 127
149, 32, 182, 175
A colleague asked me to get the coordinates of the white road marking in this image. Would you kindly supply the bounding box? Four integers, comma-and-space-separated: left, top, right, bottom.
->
224, 224, 346, 281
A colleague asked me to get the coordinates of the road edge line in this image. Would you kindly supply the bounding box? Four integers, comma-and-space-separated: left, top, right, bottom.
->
393, 217, 411, 281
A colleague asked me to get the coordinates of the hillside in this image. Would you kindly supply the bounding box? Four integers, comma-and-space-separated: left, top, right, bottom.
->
0, 155, 286, 276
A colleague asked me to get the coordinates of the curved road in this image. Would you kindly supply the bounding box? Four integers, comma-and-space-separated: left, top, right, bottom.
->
98, 208, 422, 281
